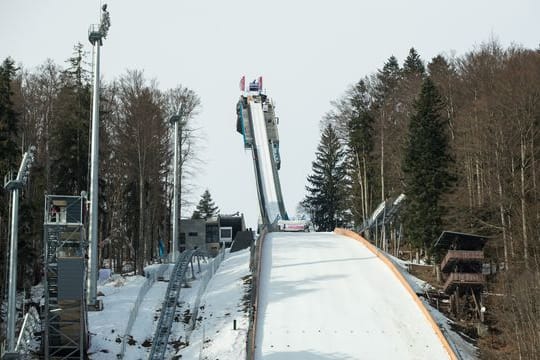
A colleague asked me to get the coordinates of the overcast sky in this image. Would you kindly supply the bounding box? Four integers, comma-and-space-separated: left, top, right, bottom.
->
1, 0, 539, 229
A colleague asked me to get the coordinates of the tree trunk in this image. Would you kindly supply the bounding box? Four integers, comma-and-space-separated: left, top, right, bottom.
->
495, 146, 509, 269
520, 134, 529, 268
138, 173, 145, 275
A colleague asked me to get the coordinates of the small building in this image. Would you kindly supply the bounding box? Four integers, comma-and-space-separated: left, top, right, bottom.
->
434, 231, 488, 321
180, 213, 248, 255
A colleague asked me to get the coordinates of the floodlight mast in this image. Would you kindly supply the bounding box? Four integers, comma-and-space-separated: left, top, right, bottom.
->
169, 103, 185, 263
87, 4, 110, 308
4, 146, 35, 352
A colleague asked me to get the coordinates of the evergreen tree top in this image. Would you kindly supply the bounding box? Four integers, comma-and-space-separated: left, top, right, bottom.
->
193, 189, 219, 220
403, 47, 425, 76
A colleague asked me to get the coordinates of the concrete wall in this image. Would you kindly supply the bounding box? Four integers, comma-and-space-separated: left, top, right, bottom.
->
180, 219, 206, 250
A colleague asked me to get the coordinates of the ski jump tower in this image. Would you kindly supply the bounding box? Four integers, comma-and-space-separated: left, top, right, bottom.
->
236, 76, 288, 228
43, 195, 88, 359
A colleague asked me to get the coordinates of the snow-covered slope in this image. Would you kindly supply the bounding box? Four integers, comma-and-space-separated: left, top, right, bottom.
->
255, 232, 452, 359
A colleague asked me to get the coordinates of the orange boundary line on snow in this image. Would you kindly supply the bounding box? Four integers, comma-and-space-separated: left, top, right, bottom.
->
334, 228, 458, 360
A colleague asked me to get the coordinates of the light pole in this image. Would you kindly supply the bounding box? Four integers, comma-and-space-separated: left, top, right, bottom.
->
3, 146, 35, 352
169, 103, 186, 263
169, 114, 181, 263
87, 4, 110, 308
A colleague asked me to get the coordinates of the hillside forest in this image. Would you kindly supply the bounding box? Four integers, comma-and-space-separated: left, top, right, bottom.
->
1, 40, 540, 359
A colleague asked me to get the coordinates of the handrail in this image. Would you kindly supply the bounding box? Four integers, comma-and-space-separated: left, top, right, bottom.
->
118, 264, 168, 358
441, 250, 483, 271
185, 247, 226, 344
443, 272, 484, 291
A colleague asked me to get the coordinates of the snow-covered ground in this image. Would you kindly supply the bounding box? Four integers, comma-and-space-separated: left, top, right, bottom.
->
85, 232, 473, 360
177, 249, 251, 359
86, 249, 251, 360
255, 232, 452, 359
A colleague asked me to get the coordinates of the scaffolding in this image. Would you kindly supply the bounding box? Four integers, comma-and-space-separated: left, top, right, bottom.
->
42, 195, 88, 359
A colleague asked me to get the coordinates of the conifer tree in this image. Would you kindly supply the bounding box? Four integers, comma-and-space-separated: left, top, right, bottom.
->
0, 57, 19, 301
192, 189, 219, 220
347, 80, 376, 226
402, 77, 454, 257
303, 124, 349, 231
403, 47, 425, 76
0, 57, 19, 174
375, 55, 401, 102
49, 43, 91, 194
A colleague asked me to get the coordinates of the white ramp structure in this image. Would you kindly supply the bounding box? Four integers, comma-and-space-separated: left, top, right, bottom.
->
236, 77, 288, 226
255, 232, 452, 359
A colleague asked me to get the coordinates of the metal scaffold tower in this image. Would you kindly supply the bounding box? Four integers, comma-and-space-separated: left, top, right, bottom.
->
43, 195, 88, 359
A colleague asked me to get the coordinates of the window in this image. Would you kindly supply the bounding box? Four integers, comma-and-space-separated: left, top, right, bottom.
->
188, 232, 198, 237
179, 233, 186, 245
206, 225, 219, 243
220, 229, 232, 238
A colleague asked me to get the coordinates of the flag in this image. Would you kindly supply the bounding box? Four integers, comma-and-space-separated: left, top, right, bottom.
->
239, 75, 246, 91
258, 76, 263, 91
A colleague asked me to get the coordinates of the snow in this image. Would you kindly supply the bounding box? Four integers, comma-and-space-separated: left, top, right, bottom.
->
178, 249, 251, 359
88, 275, 147, 359
85, 233, 472, 360
87, 251, 251, 359
255, 232, 451, 359
385, 253, 478, 359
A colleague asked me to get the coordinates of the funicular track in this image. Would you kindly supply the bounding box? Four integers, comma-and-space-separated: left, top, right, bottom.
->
148, 250, 204, 360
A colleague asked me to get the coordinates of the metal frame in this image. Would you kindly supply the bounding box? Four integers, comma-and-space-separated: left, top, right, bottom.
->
148, 250, 208, 359
43, 195, 88, 360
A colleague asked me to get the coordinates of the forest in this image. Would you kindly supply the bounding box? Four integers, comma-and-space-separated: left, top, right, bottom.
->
1, 39, 540, 358
304, 42, 540, 359
0, 43, 202, 303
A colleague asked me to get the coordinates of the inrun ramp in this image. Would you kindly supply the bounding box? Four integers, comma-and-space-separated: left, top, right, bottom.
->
255, 232, 452, 359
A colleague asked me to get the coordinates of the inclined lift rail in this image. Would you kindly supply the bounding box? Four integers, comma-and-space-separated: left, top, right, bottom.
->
148, 250, 206, 360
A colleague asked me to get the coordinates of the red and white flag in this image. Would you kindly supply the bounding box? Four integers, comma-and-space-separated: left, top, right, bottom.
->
239, 75, 246, 91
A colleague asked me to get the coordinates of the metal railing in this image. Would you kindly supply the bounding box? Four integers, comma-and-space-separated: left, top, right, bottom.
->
118, 264, 168, 359
441, 250, 484, 271
148, 250, 197, 360
443, 272, 484, 292
186, 247, 226, 343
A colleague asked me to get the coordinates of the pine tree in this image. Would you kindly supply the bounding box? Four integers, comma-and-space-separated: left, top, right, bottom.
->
402, 77, 454, 257
375, 55, 401, 102
347, 80, 376, 226
0, 57, 19, 302
49, 43, 91, 194
0, 57, 19, 174
303, 124, 349, 231
192, 189, 219, 220
403, 47, 425, 76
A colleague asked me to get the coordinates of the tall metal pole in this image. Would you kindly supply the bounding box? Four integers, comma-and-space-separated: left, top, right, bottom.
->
6, 188, 19, 351
4, 147, 35, 353
87, 39, 100, 306
87, 5, 110, 307
170, 116, 180, 263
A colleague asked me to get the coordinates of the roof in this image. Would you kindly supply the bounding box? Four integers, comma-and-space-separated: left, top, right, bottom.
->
433, 231, 489, 251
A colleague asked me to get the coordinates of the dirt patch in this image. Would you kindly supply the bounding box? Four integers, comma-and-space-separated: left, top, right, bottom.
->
127, 336, 137, 346
141, 339, 152, 347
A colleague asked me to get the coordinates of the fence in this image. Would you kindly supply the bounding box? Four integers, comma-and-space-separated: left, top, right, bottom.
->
186, 247, 226, 343
246, 227, 268, 360
118, 264, 168, 359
